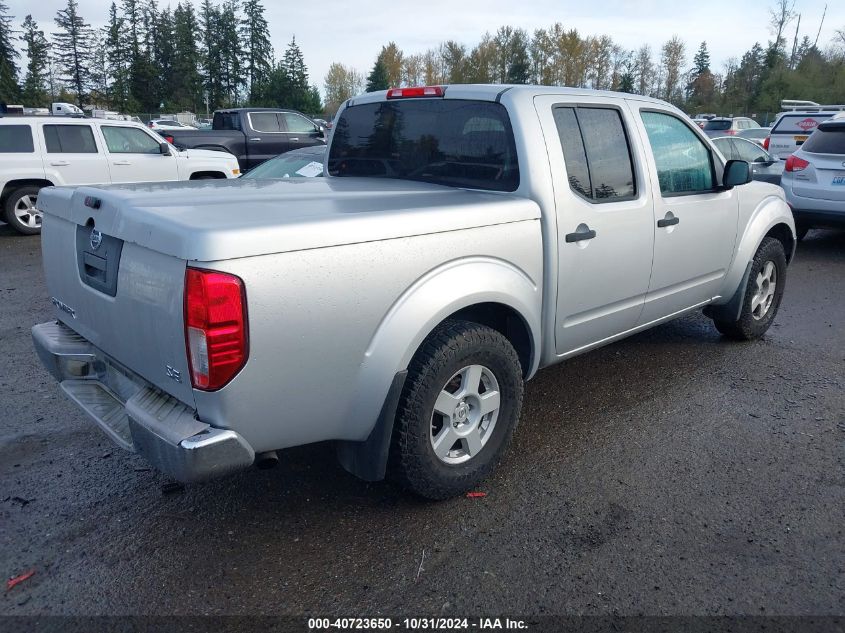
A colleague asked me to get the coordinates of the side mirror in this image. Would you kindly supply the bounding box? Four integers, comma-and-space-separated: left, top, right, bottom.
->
160, 141, 172, 156
723, 159, 751, 188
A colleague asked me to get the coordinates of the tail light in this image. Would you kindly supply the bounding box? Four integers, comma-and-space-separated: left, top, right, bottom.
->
184, 268, 248, 390
762, 136, 770, 150
784, 155, 809, 172
724, 129, 736, 135
164, 135, 174, 144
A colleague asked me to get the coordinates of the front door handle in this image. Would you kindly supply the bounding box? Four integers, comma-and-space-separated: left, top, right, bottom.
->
657, 214, 680, 228
565, 227, 597, 243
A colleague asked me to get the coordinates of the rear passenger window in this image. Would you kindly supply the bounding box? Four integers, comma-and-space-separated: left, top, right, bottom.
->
641, 112, 715, 195
249, 113, 281, 133
43, 125, 98, 153
0, 125, 35, 152
553, 106, 636, 202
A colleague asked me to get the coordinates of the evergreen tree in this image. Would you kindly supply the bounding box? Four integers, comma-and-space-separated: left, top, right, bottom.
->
53, 0, 94, 107
104, 3, 131, 112
149, 6, 174, 110
693, 41, 711, 74
171, 3, 202, 111
366, 58, 389, 92
89, 30, 109, 105
199, 0, 223, 110
20, 15, 49, 106
240, 0, 273, 102
218, 0, 244, 105
0, 2, 19, 103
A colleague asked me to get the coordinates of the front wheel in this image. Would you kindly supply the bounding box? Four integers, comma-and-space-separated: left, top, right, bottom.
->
4, 185, 43, 235
713, 237, 787, 340
389, 319, 524, 500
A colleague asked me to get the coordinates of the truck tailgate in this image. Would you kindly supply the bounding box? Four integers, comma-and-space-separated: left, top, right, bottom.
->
39, 187, 193, 406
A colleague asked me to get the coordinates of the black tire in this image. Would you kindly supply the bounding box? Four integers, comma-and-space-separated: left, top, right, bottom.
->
3, 185, 42, 235
388, 319, 524, 500
713, 237, 787, 340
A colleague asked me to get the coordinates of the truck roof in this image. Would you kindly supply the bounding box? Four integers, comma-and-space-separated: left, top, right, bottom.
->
346, 84, 671, 108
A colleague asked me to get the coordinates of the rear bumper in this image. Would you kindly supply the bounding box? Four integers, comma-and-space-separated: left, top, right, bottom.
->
32, 320, 255, 482
784, 188, 845, 226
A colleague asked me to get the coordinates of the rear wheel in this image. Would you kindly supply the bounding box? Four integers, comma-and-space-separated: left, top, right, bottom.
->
389, 319, 524, 500
713, 237, 787, 340
4, 185, 42, 235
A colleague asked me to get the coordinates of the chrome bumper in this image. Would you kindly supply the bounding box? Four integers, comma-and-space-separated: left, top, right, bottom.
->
32, 321, 255, 482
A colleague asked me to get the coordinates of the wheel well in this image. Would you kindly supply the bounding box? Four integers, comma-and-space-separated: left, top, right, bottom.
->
765, 223, 795, 263
189, 171, 227, 180
447, 302, 533, 378
1, 179, 53, 207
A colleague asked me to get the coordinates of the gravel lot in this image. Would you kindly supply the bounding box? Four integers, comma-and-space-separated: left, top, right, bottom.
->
1, 223, 843, 618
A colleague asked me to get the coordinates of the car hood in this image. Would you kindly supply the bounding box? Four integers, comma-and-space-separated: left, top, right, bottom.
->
38, 178, 541, 262
178, 148, 236, 162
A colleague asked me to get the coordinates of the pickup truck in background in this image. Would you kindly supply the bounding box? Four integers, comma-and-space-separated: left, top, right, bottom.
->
163, 107, 327, 170
33, 85, 795, 499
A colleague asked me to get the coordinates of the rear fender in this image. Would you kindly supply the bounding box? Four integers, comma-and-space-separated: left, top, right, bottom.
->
338, 257, 542, 480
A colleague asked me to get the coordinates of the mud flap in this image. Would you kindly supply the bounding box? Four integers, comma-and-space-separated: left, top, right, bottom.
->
704, 261, 752, 322
335, 370, 407, 482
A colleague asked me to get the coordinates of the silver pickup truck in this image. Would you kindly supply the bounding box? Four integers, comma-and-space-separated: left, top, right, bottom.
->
33, 85, 796, 499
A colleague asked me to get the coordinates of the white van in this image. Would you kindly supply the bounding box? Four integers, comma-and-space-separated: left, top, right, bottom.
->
0, 117, 240, 234
766, 100, 845, 159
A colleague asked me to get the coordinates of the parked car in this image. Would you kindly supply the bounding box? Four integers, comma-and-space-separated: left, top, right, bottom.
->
313, 117, 332, 130
32, 84, 795, 499
781, 117, 845, 239
711, 136, 784, 185
691, 113, 717, 128
164, 108, 326, 171
702, 116, 760, 137
148, 119, 197, 131
0, 117, 240, 234
765, 104, 845, 159
241, 145, 326, 179
737, 126, 772, 147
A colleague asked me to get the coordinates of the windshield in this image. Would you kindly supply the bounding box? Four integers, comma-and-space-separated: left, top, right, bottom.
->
328, 99, 520, 192
242, 153, 325, 179
703, 120, 732, 131
801, 125, 845, 154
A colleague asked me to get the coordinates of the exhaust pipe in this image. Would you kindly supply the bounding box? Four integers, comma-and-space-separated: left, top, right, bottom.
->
254, 450, 279, 470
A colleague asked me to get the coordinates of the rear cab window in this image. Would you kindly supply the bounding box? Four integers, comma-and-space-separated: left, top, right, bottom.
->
213, 112, 241, 131
43, 124, 99, 153
0, 125, 35, 153
328, 99, 519, 192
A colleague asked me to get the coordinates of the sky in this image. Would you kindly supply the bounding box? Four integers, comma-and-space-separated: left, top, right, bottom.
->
8, 0, 844, 93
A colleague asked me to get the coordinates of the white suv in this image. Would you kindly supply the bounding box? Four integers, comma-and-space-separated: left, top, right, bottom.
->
0, 117, 240, 235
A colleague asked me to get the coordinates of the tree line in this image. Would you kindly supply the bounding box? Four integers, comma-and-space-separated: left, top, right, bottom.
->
0, 0, 320, 114
0, 0, 843, 118
325, 2, 845, 117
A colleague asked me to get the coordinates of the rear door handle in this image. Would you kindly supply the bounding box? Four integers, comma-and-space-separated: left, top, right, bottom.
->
565, 227, 597, 243
657, 214, 680, 228
112, 160, 131, 166
289, 137, 300, 141
50, 161, 69, 166
249, 137, 261, 141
